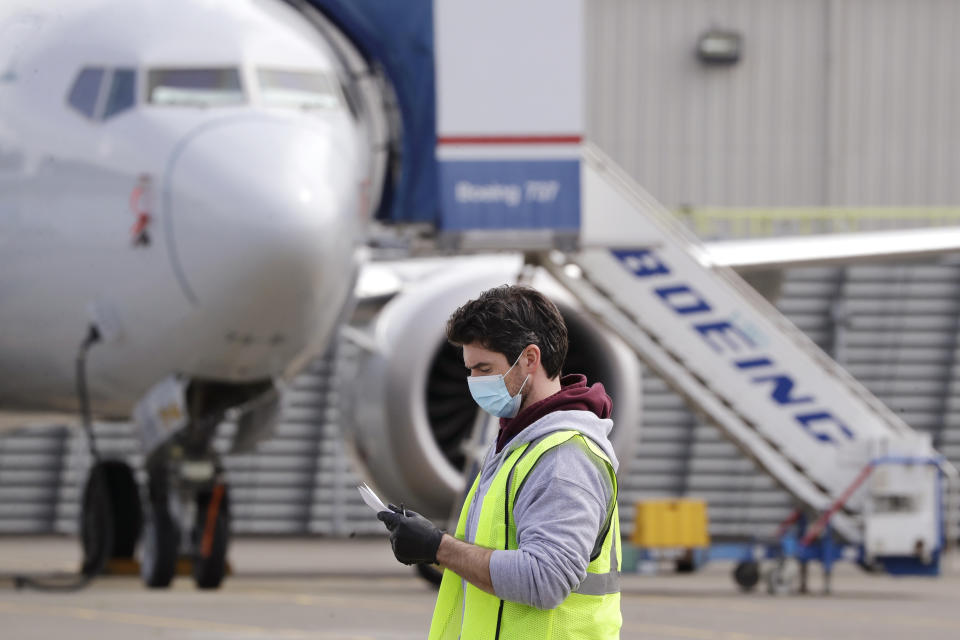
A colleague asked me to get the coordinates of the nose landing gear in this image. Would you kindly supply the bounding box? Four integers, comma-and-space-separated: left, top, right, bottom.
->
79, 449, 233, 590
78, 427, 234, 590
77, 377, 270, 590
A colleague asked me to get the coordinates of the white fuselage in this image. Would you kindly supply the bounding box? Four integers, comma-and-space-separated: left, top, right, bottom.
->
0, 0, 374, 417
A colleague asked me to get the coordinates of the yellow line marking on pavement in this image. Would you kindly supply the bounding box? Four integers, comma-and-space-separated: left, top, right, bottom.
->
0, 601, 373, 639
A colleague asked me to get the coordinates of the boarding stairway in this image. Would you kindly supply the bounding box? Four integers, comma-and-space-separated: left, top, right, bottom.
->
535, 144, 959, 555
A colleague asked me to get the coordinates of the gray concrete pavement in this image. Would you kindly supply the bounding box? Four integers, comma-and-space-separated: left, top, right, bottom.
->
1, 537, 959, 639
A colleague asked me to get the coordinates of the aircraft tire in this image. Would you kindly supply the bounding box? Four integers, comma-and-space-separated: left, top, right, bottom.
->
192, 487, 230, 590
80, 464, 115, 577
733, 561, 760, 592
101, 460, 143, 558
141, 504, 180, 588
675, 549, 697, 573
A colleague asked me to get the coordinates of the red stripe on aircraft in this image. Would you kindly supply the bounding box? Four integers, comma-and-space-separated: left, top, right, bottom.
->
437, 135, 583, 145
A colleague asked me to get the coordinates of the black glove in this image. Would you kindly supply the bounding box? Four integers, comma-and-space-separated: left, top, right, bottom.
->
377, 503, 444, 565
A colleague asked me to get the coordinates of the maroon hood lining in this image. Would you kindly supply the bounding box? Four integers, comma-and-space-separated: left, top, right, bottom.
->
495, 374, 613, 453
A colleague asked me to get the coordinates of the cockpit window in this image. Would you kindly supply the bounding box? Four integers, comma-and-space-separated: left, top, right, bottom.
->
148, 68, 244, 106
103, 69, 136, 119
68, 67, 105, 118
257, 69, 340, 109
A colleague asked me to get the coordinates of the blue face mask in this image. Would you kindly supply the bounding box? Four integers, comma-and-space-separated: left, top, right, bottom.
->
467, 352, 530, 419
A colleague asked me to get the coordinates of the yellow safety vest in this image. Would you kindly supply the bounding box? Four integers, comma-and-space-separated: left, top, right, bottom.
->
429, 430, 622, 640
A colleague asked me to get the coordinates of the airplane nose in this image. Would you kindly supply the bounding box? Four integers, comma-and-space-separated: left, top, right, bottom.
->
164, 117, 363, 375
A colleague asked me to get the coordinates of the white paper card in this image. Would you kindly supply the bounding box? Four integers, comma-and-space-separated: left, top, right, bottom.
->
357, 482, 387, 513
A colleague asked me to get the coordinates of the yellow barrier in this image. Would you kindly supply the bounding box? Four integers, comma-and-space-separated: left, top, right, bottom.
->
631, 498, 710, 548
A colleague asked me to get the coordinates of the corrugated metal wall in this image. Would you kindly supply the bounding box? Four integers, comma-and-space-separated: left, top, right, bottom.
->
586, 0, 960, 208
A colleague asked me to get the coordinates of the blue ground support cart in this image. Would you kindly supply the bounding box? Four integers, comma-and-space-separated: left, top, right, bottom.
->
713, 455, 955, 595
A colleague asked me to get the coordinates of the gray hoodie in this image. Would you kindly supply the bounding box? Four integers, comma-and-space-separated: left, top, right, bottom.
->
462, 409, 619, 610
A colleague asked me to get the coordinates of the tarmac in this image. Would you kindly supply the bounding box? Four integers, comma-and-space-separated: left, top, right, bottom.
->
1, 536, 959, 639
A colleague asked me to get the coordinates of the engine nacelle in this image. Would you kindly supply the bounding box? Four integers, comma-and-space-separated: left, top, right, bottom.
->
342, 255, 641, 519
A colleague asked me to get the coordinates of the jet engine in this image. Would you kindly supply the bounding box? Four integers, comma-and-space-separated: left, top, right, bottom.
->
341, 255, 641, 519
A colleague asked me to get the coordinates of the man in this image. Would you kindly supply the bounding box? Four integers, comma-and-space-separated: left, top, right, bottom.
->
377, 285, 622, 639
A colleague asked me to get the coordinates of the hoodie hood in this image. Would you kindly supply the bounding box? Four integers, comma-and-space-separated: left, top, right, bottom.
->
494, 374, 618, 470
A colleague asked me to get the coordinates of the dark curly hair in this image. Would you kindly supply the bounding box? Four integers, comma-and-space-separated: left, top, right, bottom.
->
445, 285, 568, 379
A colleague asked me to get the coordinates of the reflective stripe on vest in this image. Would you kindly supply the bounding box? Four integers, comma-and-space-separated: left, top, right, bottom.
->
574, 541, 620, 596
428, 430, 622, 640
